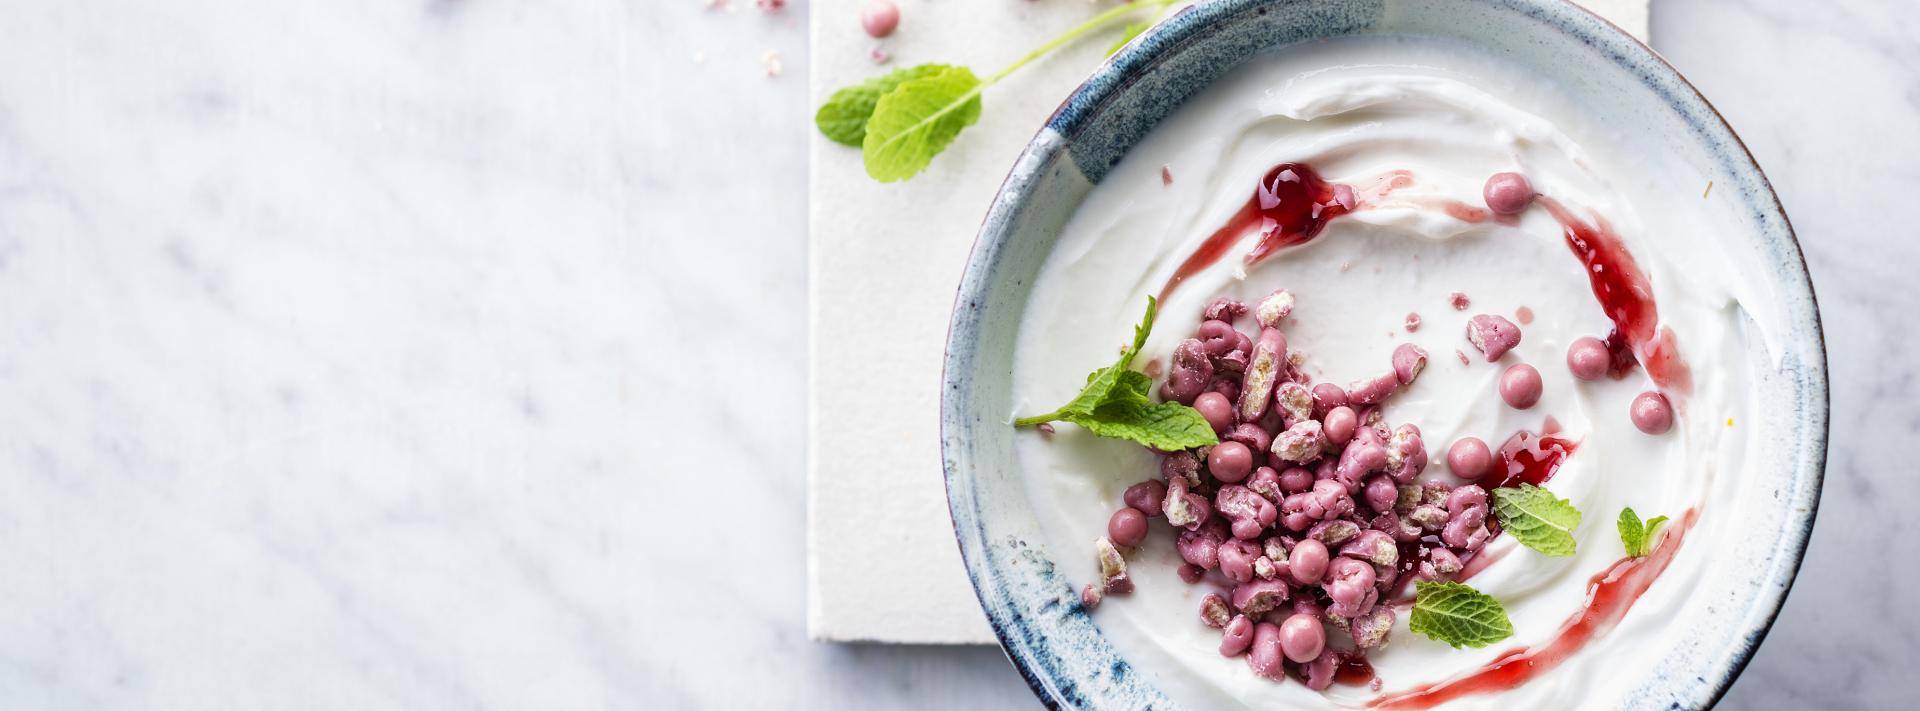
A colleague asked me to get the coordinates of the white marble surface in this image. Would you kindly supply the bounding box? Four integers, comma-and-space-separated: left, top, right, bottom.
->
0, 0, 1910, 709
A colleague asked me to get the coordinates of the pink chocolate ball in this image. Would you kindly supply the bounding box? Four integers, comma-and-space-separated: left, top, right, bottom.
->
1279, 613, 1328, 663
1194, 391, 1235, 433
1289, 538, 1330, 584
1208, 441, 1254, 483
1499, 363, 1543, 409
1447, 437, 1493, 479
1484, 172, 1535, 215
1108, 507, 1148, 547
1567, 336, 1610, 381
1631, 391, 1674, 434
860, 0, 900, 38
1323, 406, 1358, 446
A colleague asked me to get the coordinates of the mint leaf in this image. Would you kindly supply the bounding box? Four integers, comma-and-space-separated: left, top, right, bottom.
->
1072, 401, 1217, 451
1492, 484, 1582, 557
1016, 298, 1158, 426
862, 66, 983, 182
1106, 22, 1149, 56
1618, 507, 1670, 557
817, 0, 1177, 181
1617, 507, 1646, 556
1409, 581, 1514, 649
1015, 297, 1218, 451
815, 64, 955, 147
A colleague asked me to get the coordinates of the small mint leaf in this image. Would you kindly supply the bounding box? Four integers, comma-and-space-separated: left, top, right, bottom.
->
814, 64, 955, 147
862, 66, 983, 182
1409, 581, 1514, 649
1069, 400, 1216, 451
1617, 507, 1671, 557
1492, 484, 1582, 557
1015, 297, 1216, 450
1015, 297, 1159, 426
1618, 507, 1647, 557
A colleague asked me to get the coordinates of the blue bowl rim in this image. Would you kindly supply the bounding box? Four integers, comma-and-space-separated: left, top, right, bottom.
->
940, 0, 1829, 707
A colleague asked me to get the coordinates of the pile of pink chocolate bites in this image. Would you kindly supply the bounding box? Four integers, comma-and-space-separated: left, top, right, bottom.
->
1078, 289, 1673, 688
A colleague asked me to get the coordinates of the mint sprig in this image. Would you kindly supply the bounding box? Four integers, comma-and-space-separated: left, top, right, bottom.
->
862, 66, 984, 182
1491, 484, 1582, 557
1409, 581, 1514, 649
815, 0, 1179, 182
816, 64, 957, 147
1617, 507, 1670, 558
1015, 297, 1218, 451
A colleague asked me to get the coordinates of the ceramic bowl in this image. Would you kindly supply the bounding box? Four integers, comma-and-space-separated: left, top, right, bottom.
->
941, 0, 1827, 708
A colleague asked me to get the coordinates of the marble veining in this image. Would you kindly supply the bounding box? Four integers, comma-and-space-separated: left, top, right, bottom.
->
0, 0, 1909, 709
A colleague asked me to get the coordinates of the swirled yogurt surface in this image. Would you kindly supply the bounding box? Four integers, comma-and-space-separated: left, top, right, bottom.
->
1010, 36, 1761, 709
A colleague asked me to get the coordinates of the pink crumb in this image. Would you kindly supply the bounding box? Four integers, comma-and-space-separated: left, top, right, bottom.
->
1449, 292, 1470, 310
1404, 312, 1421, 332
860, 0, 900, 38
1162, 165, 1174, 185
869, 46, 891, 64
1515, 306, 1534, 325
756, 0, 785, 11
1455, 349, 1470, 366
1037, 422, 1056, 437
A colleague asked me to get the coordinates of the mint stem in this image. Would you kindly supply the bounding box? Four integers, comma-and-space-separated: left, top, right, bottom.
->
985, 0, 1180, 84
1013, 411, 1062, 428
931, 0, 1177, 139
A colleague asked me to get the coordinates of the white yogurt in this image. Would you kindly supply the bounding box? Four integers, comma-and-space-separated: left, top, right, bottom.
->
1010, 36, 1758, 710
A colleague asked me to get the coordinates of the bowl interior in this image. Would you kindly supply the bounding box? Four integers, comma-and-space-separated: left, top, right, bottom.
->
942, 0, 1826, 708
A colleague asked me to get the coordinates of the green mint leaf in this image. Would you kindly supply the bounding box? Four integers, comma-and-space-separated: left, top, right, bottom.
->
861, 65, 984, 182
1409, 581, 1514, 649
1106, 22, 1149, 56
1069, 400, 1218, 451
1119, 294, 1156, 370
1015, 298, 1218, 450
1492, 484, 1582, 557
814, 63, 956, 147
1618, 507, 1670, 557
1015, 297, 1159, 426
1617, 507, 1647, 557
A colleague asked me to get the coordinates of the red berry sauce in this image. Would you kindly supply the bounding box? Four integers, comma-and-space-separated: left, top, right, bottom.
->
1369, 509, 1699, 710
1537, 196, 1693, 396
1158, 163, 1353, 302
